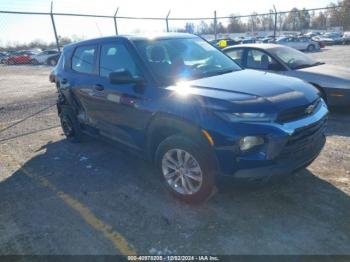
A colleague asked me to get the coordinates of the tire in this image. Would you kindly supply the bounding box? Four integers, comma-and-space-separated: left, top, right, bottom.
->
31, 59, 39, 65
307, 44, 315, 52
48, 58, 57, 66
59, 106, 82, 143
155, 134, 217, 203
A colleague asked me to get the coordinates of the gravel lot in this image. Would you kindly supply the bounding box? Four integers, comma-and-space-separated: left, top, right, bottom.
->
0, 46, 349, 255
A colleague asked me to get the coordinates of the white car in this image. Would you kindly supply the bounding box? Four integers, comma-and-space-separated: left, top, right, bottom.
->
316, 32, 343, 45
343, 32, 350, 45
276, 36, 320, 52
31, 50, 59, 64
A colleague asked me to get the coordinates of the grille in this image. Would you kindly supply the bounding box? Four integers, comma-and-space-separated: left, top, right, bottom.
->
279, 117, 327, 160
277, 98, 321, 123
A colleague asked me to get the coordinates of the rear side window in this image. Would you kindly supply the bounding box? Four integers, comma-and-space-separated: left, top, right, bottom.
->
72, 45, 96, 74
226, 49, 244, 66
99, 43, 139, 77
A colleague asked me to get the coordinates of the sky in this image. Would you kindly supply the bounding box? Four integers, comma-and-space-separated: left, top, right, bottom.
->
0, 0, 336, 46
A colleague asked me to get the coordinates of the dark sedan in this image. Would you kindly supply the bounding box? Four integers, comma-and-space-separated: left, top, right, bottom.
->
224, 44, 350, 107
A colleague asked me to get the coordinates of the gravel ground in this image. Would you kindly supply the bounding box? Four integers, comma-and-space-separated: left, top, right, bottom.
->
0, 46, 349, 255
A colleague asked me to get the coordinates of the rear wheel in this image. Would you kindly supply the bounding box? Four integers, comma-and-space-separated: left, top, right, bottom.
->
48, 58, 57, 66
307, 44, 315, 52
155, 135, 217, 203
59, 107, 82, 143
31, 59, 39, 65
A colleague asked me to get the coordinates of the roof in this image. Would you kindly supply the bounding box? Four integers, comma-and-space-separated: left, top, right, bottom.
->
65, 33, 196, 48
224, 43, 283, 50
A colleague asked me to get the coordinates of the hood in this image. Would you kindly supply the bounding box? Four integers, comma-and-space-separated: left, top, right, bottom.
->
292, 64, 350, 89
167, 69, 319, 113
298, 64, 350, 80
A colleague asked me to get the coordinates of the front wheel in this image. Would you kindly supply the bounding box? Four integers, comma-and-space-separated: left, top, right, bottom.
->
155, 135, 217, 203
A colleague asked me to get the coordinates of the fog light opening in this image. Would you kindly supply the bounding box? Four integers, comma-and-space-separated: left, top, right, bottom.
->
239, 136, 264, 151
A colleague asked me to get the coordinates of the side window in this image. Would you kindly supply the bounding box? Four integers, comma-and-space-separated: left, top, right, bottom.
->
246, 49, 282, 71
100, 43, 139, 78
225, 49, 244, 66
72, 45, 96, 74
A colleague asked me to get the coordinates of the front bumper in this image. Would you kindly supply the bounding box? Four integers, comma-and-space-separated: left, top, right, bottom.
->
214, 100, 328, 179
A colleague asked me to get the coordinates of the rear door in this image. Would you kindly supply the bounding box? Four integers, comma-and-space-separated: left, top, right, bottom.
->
68, 44, 102, 127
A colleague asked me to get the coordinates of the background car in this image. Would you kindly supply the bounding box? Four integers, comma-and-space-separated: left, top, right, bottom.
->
210, 38, 240, 49
342, 32, 350, 45
224, 43, 350, 107
276, 36, 320, 51
304, 31, 322, 38
0, 52, 8, 63
4, 51, 36, 65
315, 32, 343, 45
31, 50, 59, 65
45, 52, 61, 66
241, 37, 257, 44
0, 51, 16, 64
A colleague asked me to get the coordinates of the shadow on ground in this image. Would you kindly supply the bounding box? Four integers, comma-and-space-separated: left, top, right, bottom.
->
326, 107, 350, 137
1, 137, 350, 255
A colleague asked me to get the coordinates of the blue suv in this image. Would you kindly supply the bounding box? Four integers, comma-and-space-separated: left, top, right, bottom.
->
50, 33, 328, 202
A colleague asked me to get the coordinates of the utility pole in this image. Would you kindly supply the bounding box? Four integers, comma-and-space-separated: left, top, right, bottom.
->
114, 7, 119, 35
214, 11, 217, 40
166, 10, 171, 32
50, 1, 60, 52
273, 5, 278, 42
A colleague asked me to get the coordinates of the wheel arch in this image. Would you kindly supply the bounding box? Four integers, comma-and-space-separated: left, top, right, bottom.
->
309, 82, 327, 102
146, 113, 215, 162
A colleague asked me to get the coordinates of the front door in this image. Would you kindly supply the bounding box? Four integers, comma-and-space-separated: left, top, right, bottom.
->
245, 49, 285, 72
93, 41, 152, 148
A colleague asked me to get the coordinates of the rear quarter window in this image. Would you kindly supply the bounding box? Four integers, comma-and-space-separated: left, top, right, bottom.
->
71, 45, 96, 74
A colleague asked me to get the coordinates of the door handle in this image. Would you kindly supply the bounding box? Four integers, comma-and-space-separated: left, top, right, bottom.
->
94, 84, 104, 91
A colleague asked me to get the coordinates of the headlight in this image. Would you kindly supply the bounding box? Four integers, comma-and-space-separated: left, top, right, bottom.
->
217, 112, 276, 122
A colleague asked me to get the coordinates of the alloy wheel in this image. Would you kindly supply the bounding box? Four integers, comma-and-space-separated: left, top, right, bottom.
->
161, 149, 203, 195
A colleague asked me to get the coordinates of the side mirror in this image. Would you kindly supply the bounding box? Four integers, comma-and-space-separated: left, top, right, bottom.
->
108, 69, 143, 85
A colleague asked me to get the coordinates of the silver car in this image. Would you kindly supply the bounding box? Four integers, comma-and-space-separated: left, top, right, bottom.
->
276, 36, 320, 52
224, 44, 350, 107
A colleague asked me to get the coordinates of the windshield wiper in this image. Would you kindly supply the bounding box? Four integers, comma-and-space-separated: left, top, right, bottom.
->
198, 68, 236, 78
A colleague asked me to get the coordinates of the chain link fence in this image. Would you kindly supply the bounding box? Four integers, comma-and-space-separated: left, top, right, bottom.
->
0, 3, 349, 53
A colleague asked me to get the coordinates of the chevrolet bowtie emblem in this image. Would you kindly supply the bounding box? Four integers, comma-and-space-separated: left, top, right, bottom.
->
305, 104, 315, 114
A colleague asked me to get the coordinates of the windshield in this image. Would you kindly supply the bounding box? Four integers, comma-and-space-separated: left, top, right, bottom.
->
134, 37, 241, 84
270, 46, 319, 70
